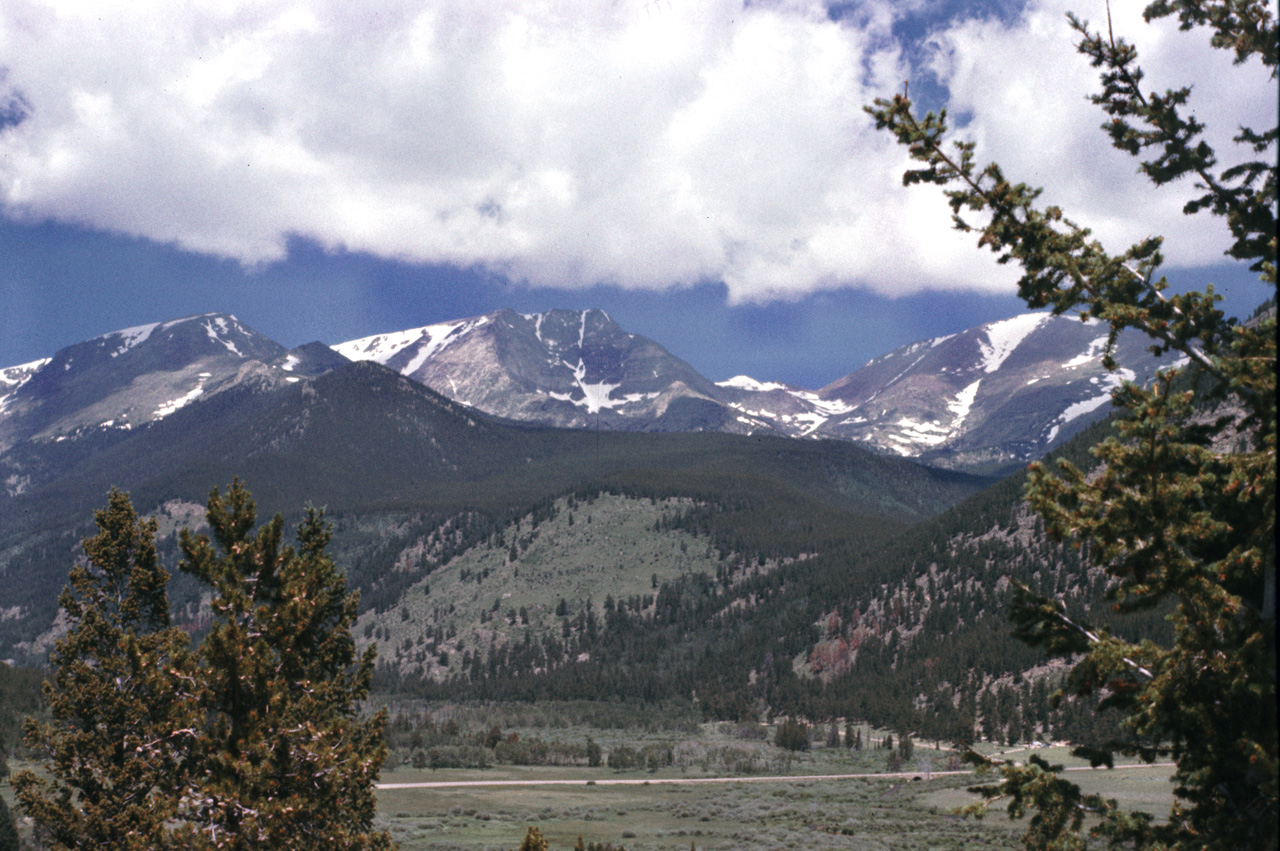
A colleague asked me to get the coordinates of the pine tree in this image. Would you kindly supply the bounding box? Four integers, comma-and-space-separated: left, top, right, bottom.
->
13, 489, 198, 851
18, 483, 393, 850
517, 827, 549, 851
176, 480, 392, 850
774, 719, 810, 752
587, 737, 603, 767
870, 2, 1276, 849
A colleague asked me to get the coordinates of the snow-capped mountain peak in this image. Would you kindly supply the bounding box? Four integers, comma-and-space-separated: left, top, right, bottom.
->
0, 313, 342, 459
333, 308, 728, 431
805, 311, 1174, 471
977, 312, 1050, 374
327, 308, 1176, 474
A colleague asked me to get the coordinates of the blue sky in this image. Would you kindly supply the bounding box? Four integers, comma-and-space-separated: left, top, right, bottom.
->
1, 0, 1274, 388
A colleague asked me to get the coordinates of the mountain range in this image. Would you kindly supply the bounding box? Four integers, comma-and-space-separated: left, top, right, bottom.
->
1, 305, 1181, 507
0, 303, 1223, 746
1, 306, 1175, 507
333, 306, 1174, 474
0, 309, 988, 660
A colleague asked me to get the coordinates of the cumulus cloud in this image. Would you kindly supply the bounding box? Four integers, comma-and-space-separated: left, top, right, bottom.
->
0, 0, 1272, 301
929, 0, 1278, 270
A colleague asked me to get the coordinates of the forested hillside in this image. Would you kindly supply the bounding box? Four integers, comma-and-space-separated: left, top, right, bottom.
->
2, 353, 1225, 752
0, 359, 985, 660
3, 363, 1157, 752
359, 416, 1138, 749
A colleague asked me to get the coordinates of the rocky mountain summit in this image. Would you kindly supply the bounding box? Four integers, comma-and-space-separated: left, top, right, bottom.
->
335, 308, 1176, 475
1, 306, 1177, 493
333, 308, 743, 433
0, 313, 344, 496
787, 312, 1174, 472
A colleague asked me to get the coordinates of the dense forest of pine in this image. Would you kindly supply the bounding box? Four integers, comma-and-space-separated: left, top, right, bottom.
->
358, 417, 1137, 750
0, 412, 1155, 762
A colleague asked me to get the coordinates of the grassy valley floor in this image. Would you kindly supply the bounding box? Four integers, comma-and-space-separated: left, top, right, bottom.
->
371, 738, 1176, 851
375, 769, 1020, 851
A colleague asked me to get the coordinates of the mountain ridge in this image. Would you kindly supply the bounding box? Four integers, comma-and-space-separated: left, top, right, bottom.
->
0, 349, 991, 659
332, 306, 1177, 475
0, 312, 346, 497
0, 307, 1202, 751
3, 305, 1177, 490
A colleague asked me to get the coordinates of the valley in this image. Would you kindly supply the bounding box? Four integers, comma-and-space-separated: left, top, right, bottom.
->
363, 714, 1174, 851
0, 305, 1246, 850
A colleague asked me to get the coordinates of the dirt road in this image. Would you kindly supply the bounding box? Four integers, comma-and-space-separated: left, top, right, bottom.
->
377, 762, 1174, 790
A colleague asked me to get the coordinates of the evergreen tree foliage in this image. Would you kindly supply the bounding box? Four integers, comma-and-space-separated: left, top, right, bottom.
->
176, 480, 392, 850
774, 719, 810, 752
516, 827, 548, 851
16, 483, 392, 851
13, 489, 198, 850
870, 2, 1276, 849
586, 737, 603, 767
0, 664, 44, 756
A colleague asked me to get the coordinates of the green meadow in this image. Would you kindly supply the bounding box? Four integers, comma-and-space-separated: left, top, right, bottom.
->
372, 731, 1176, 850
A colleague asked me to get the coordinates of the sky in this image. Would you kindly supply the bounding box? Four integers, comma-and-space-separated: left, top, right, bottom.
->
1, 0, 1274, 389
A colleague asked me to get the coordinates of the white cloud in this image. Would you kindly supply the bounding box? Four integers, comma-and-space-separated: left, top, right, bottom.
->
0, 0, 1272, 302
929, 0, 1277, 269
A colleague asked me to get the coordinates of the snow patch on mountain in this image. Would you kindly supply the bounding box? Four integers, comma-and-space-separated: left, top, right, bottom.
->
811, 397, 857, 417
581, 382, 622, 413
787, 389, 857, 417
332, 317, 486, 371
889, 418, 951, 450
727, 402, 779, 420
0, 358, 49, 390
200, 316, 247, 357
1044, 367, 1136, 443
0, 358, 50, 416
401, 324, 467, 375
153, 373, 212, 419
108, 322, 160, 357
790, 411, 830, 436
979, 313, 1049, 373
333, 327, 432, 363
550, 358, 623, 414
159, 314, 208, 330
1062, 335, 1109, 368
718, 375, 789, 393
154, 385, 204, 418
947, 379, 982, 423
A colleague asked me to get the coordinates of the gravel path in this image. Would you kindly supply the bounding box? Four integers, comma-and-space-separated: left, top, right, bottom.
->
377, 762, 1174, 790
